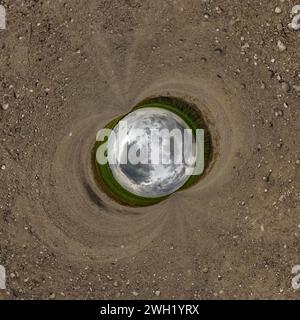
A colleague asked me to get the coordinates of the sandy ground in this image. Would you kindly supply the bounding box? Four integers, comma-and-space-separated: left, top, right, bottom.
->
0, 0, 299, 300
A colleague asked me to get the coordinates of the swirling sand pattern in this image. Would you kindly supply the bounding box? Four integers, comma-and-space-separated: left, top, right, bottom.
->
1, 0, 299, 299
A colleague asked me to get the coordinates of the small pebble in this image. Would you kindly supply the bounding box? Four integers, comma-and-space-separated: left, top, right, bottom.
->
277, 23, 284, 31
281, 82, 290, 93
49, 293, 56, 299
2, 103, 9, 110
275, 7, 282, 14
277, 40, 286, 52
155, 290, 161, 297
202, 267, 209, 273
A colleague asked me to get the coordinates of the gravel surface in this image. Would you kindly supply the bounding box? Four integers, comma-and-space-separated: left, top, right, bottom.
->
0, 0, 299, 299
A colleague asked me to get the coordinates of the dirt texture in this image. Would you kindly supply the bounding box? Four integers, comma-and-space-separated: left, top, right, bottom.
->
0, 0, 299, 299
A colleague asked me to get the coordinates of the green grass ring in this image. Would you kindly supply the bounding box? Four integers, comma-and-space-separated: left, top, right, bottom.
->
92, 97, 213, 207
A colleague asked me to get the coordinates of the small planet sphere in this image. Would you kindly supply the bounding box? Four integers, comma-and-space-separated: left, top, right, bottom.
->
107, 107, 196, 198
